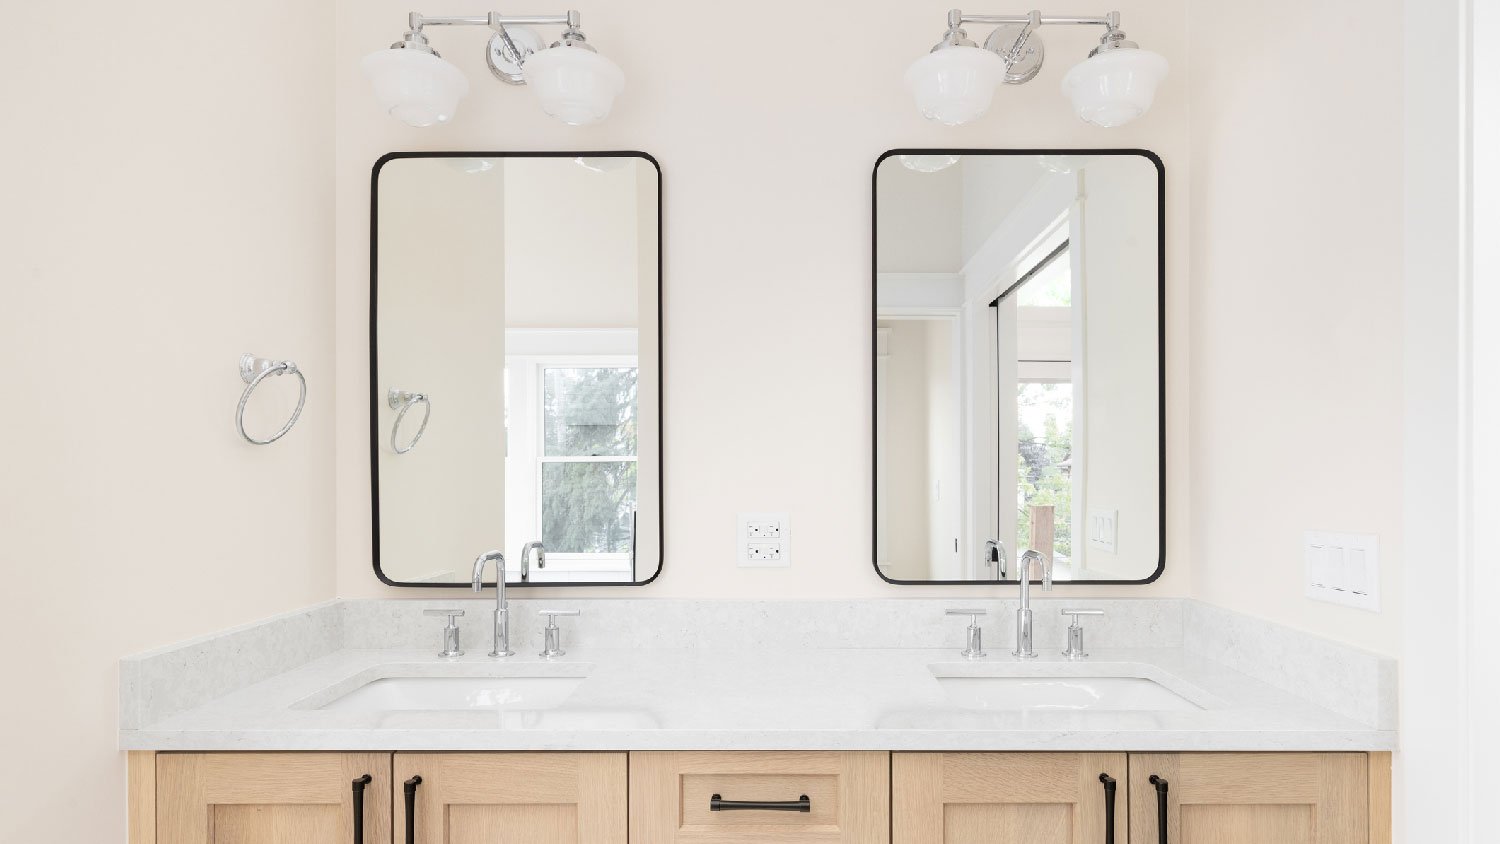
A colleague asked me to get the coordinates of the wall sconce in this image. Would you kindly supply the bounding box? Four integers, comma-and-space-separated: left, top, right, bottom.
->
907, 9, 1168, 128
362, 10, 624, 128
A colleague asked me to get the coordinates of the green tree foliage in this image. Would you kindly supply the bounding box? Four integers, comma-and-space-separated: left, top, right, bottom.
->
540, 367, 638, 554
1015, 383, 1073, 561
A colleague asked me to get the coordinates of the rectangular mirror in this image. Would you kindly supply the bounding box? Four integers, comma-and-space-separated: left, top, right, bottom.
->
874, 150, 1163, 584
372, 152, 661, 586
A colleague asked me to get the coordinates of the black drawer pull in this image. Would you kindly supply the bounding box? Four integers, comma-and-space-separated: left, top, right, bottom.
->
710, 793, 811, 813
403, 776, 423, 844
351, 775, 372, 844
1149, 775, 1169, 844
1099, 774, 1117, 844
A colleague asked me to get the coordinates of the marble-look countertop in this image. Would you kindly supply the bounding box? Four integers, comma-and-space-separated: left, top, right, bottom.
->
119, 645, 1395, 752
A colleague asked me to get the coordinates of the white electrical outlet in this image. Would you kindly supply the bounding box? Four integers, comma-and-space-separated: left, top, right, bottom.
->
1304, 531, 1379, 612
738, 513, 790, 567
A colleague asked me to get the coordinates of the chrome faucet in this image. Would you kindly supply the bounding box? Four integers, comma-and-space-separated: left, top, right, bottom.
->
1013, 549, 1053, 658
471, 550, 513, 657
519, 540, 546, 582
984, 539, 1008, 579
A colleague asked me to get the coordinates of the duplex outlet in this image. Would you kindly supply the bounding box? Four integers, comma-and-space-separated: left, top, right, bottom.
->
738, 513, 790, 567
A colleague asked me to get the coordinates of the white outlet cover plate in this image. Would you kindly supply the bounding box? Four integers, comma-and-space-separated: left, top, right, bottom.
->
738, 512, 790, 567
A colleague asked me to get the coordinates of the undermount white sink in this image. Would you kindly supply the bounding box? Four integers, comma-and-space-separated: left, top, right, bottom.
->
930, 664, 1211, 712
293, 664, 593, 713
318, 676, 585, 712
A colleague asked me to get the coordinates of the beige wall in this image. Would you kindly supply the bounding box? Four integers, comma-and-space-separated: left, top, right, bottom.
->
0, 1, 335, 839
334, 0, 1192, 601
1187, 0, 1404, 654
376, 159, 508, 582
1080, 158, 1162, 578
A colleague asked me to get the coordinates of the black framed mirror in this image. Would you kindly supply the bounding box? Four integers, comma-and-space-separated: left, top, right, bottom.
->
873, 149, 1164, 585
371, 151, 662, 587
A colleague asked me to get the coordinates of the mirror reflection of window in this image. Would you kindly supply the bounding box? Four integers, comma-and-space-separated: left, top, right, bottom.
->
874, 151, 1161, 583
998, 220, 1078, 579
540, 366, 638, 557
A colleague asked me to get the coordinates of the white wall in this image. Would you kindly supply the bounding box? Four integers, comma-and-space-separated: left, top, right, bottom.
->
0, 1, 336, 839
376, 159, 508, 582
1080, 158, 1162, 577
334, 0, 1192, 601
875, 161, 963, 274
1187, 0, 1404, 655
877, 319, 936, 576
503, 158, 644, 327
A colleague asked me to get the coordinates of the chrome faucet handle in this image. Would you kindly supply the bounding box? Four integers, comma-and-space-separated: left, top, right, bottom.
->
1061, 608, 1104, 659
422, 608, 465, 658
538, 609, 580, 658
945, 608, 987, 659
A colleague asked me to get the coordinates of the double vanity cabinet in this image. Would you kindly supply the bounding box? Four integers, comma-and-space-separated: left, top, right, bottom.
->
130, 749, 1389, 843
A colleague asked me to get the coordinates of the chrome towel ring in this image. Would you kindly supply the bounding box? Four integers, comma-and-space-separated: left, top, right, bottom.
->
388, 389, 431, 454
237, 353, 306, 445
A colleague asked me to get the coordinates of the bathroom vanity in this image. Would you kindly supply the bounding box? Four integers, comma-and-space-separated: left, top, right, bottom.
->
132, 750, 1382, 843
121, 598, 1395, 843
120, 148, 1391, 843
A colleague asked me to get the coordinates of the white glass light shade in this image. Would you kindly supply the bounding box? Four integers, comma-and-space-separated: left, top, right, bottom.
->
521, 45, 625, 126
361, 49, 470, 127
1061, 48, 1169, 128
905, 46, 1007, 126
899, 154, 961, 173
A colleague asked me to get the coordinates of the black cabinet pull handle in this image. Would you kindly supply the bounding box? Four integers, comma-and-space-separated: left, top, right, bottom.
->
351, 775, 372, 844
709, 793, 811, 813
1149, 775, 1169, 844
1099, 774, 1117, 844
403, 776, 423, 844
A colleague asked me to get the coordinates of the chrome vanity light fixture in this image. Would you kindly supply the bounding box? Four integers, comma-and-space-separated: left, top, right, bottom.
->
362, 10, 624, 127
906, 9, 1168, 127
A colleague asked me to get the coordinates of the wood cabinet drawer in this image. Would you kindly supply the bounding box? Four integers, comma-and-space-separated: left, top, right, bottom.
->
630, 751, 889, 843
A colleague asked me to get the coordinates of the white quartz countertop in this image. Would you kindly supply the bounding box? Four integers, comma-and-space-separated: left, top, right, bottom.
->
119, 645, 1395, 752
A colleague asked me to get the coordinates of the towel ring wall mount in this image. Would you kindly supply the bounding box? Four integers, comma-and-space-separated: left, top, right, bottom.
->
237, 353, 307, 445
388, 389, 431, 454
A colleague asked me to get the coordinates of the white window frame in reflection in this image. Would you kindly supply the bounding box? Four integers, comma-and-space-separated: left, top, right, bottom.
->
504, 353, 638, 580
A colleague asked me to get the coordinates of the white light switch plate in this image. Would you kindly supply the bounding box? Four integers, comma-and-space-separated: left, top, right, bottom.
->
1304, 531, 1379, 612
738, 513, 790, 567
1086, 508, 1119, 553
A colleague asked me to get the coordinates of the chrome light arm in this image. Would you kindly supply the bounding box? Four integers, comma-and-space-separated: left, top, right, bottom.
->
391, 10, 592, 84
930, 9, 1141, 83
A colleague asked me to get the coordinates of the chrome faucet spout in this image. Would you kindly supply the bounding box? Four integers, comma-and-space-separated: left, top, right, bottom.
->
519, 541, 546, 582
984, 539, 1008, 579
1012, 549, 1053, 659
472, 549, 512, 657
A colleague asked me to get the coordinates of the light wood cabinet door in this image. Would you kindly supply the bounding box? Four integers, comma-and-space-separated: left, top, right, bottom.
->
1128, 753, 1369, 844
156, 752, 392, 844
631, 751, 889, 843
394, 752, 626, 844
893, 752, 1126, 844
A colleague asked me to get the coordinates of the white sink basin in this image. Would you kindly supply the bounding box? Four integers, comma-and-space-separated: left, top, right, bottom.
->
292, 664, 593, 713
318, 676, 585, 712
929, 664, 1214, 712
